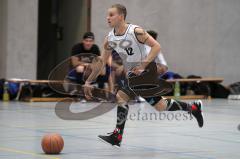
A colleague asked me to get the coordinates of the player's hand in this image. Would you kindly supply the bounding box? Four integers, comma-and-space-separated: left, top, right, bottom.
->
131, 65, 145, 75
83, 81, 93, 100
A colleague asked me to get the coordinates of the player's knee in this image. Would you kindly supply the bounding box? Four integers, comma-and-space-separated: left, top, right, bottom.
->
154, 99, 167, 111
116, 91, 129, 105
76, 65, 85, 73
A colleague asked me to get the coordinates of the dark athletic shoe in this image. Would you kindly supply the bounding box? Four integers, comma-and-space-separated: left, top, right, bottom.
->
191, 100, 204, 128
98, 128, 122, 147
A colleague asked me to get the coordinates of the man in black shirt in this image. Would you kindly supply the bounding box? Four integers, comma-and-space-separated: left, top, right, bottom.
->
71, 32, 100, 67
68, 32, 113, 91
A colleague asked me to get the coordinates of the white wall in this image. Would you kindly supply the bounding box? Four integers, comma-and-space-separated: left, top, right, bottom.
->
91, 0, 240, 85
0, 0, 38, 79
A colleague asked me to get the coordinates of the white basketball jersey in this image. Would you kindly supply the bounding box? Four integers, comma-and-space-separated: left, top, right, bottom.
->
107, 24, 148, 71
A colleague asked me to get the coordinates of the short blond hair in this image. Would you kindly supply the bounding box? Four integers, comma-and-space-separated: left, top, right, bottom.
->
111, 4, 127, 20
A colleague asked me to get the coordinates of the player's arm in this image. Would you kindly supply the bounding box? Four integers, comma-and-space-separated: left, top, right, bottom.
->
135, 28, 161, 70
85, 36, 112, 84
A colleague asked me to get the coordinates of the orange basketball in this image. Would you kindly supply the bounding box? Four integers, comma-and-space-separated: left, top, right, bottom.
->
41, 133, 64, 154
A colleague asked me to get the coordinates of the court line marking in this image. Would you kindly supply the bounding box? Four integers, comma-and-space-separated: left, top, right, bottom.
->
0, 147, 60, 159
0, 122, 218, 159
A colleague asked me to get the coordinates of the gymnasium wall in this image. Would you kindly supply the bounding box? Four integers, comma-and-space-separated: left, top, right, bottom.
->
0, 0, 7, 78
0, 0, 38, 79
0, 0, 239, 84
91, 0, 240, 85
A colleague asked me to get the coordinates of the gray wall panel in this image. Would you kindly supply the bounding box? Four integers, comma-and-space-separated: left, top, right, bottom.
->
92, 0, 240, 84
0, 0, 38, 79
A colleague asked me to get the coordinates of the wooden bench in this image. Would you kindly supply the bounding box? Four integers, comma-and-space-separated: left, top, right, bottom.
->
7, 77, 224, 102
164, 77, 224, 99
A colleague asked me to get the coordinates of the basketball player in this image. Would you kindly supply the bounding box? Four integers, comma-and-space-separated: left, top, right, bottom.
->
84, 4, 204, 147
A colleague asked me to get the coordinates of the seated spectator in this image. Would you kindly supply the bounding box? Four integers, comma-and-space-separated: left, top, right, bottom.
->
67, 32, 113, 91
71, 31, 100, 70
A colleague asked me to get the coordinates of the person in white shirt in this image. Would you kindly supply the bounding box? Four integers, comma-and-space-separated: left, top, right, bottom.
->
83, 4, 204, 147
145, 30, 168, 75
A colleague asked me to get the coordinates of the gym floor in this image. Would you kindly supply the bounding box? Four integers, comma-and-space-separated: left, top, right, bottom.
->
0, 99, 240, 159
